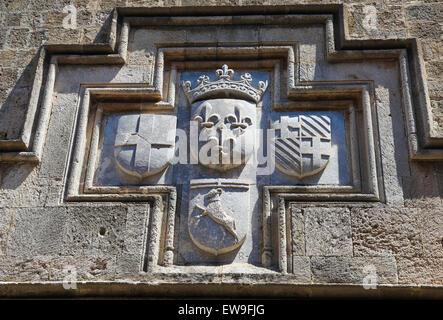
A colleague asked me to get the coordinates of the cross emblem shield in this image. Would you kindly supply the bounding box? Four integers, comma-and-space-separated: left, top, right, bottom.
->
271, 114, 332, 179
114, 114, 176, 178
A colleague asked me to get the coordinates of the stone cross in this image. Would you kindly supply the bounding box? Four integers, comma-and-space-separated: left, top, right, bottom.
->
115, 114, 174, 172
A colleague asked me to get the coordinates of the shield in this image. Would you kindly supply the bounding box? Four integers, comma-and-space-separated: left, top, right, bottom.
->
113, 113, 176, 178
191, 99, 256, 171
188, 180, 249, 256
272, 114, 332, 179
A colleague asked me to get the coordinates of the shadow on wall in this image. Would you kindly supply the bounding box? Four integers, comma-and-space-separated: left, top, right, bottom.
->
0, 11, 116, 187
0, 163, 36, 190
0, 57, 39, 143
0, 10, 115, 142
403, 161, 443, 200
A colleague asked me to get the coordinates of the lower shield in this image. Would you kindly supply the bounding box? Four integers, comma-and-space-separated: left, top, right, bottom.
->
188, 180, 249, 256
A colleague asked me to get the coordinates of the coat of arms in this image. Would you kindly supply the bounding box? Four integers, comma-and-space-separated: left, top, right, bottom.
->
271, 114, 332, 179
188, 182, 249, 257
182, 65, 267, 171
113, 114, 176, 178
181, 65, 266, 256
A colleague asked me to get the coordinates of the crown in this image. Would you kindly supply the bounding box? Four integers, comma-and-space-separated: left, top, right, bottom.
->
182, 65, 268, 104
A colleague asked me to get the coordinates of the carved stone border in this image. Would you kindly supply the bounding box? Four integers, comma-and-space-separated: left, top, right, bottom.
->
261, 82, 381, 272
66, 46, 377, 202
64, 85, 178, 271
62, 34, 382, 272
0, 6, 441, 162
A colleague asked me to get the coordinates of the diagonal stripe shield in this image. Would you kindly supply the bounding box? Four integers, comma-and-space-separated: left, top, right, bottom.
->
271, 114, 332, 179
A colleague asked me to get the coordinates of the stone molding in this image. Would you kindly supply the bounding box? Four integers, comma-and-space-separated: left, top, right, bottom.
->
0, 5, 441, 297
0, 5, 442, 162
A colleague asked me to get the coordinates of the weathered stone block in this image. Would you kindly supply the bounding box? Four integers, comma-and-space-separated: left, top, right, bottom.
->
417, 206, 443, 258
397, 257, 443, 285
1, 0, 30, 11
116, 205, 150, 274
62, 205, 128, 257
54, 255, 118, 281
403, 162, 441, 199
305, 207, 352, 257
28, 30, 46, 48
39, 92, 78, 179
428, 81, 443, 99
0, 67, 18, 89
0, 165, 43, 208
7, 207, 67, 258
6, 13, 21, 27
422, 41, 443, 62
426, 61, 443, 81
378, 5, 407, 33
351, 207, 422, 257
0, 208, 14, 257
0, 256, 51, 282
292, 256, 311, 281
44, 28, 81, 44
407, 5, 433, 21
0, 30, 6, 49
15, 49, 37, 67
6, 28, 29, 49
0, 50, 16, 68
311, 256, 398, 284
20, 12, 43, 29
409, 21, 441, 39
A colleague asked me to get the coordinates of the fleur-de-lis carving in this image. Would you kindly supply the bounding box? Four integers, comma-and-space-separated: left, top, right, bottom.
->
258, 80, 268, 93
197, 75, 210, 85
240, 73, 252, 84
225, 106, 253, 131
194, 102, 220, 128
216, 64, 234, 80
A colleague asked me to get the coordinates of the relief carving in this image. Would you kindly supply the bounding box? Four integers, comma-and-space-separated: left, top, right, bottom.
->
183, 65, 266, 171
182, 64, 268, 104
114, 114, 176, 178
188, 184, 248, 257
271, 115, 332, 179
191, 99, 256, 171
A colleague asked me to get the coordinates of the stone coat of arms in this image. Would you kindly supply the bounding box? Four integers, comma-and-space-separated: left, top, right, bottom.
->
183, 65, 267, 171
113, 114, 177, 178
182, 65, 267, 256
188, 187, 248, 256
272, 114, 332, 179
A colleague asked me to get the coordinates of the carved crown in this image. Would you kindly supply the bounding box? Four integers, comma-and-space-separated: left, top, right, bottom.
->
182, 65, 268, 104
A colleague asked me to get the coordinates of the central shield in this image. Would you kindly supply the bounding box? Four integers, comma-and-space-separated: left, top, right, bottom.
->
191, 99, 256, 171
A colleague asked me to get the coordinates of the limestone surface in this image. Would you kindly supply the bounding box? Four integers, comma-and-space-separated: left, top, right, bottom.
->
0, 1, 442, 298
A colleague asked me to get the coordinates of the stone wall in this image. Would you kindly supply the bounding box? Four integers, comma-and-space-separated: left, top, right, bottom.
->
0, 1, 442, 298
0, 1, 442, 140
